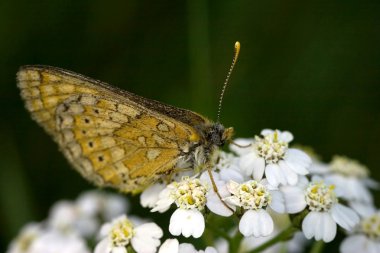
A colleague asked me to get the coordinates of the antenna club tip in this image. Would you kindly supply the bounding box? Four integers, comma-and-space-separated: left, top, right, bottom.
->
233, 41, 241, 61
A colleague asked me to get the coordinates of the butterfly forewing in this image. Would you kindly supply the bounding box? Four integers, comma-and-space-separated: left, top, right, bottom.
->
17, 65, 205, 192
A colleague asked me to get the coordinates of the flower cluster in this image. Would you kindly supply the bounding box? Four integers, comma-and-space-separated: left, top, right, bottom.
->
7, 129, 379, 253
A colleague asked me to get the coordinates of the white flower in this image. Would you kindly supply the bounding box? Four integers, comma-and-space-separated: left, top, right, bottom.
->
158, 239, 218, 253
28, 230, 90, 253
76, 190, 129, 221
168, 177, 208, 238
340, 212, 380, 253
47, 200, 82, 234
6, 223, 43, 253
224, 180, 280, 237
237, 129, 311, 187
152, 176, 232, 237
324, 156, 375, 207
301, 181, 360, 242
95, 215, 163, 253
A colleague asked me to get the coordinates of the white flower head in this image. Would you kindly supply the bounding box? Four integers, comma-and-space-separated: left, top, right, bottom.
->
168, 177, 209, 238
237, 129, 311, 187
324, 156, 375, 206
225, 180, 277, 237
28, 231, 90, 253
330, 155, 369, 178
340, 212, 380, 253
7, 223, 43, 253
302, 181, 360, 242
151, 177, 209, 238
95, 215, 163, 253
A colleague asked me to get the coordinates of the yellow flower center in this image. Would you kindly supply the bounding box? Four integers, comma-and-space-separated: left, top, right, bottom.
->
172, 177, 208, 210
110, 217, 134, 247
305, 182, 337, 212
329, 155, 369, 178
361, 213, 380, 240
233, 181, 271, 210
255, 131, 288, 164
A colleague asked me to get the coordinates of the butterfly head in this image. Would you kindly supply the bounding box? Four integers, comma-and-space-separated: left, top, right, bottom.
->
207, 123, 234, 147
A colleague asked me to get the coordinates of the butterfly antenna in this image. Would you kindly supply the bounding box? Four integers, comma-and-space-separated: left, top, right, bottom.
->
217, 41, 241, 122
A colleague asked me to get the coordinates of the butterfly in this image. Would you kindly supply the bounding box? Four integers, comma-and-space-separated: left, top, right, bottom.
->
17, 42, 240, 194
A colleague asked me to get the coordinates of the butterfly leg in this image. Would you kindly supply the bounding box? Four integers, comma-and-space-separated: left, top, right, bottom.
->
206, 168, 234, 213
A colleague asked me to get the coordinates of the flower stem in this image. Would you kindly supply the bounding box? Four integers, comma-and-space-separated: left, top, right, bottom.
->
229, 230, 243, 253
206, 223, 231, 241
246, 226, 298, 253
127, 245, 136, 253
310, 240, 325, 253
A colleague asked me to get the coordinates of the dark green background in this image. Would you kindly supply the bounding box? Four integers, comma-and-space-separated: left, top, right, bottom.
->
1, 0, 379, 251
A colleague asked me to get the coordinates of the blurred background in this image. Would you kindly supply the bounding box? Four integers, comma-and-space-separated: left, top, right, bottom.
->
0, 0, 379, 251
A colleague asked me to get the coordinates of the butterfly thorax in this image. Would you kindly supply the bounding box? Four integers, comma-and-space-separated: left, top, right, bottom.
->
183, 123, 234, 170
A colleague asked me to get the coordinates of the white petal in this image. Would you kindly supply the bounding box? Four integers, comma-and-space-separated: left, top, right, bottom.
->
131, 223, 163, 253
331, 204, 359, 231
302, 212, 319, 239
279, 131, 293, 143
268, 190, 285, 213
204, 247, 218, 253
303, 212, 336, 242
229, 138, 254, 156
340, 235, 371, 253
252, 157, 265, 180
169, 209, 205, 238
265, 164, 286, 187
279, 160, 298, 185
178, 243, 197, 253
219, 167, 246, 183
206, 190, 234, 217
261, 129, 274, 136
239, 153, 256, 176
140, 183, 166, 208
319, 212, 337, 242
280, 186, 307, 214
94, 237, 110, 253
239, 210, 273, 237
151, 188, 175, 213
131, 224, 163, 253
349, 201, 376, 218
158, 239, 179, 253
284, 149, 311, 175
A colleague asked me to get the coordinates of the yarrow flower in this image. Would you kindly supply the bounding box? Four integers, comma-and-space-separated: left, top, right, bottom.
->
340, 211, 380, 253
151, 177, 209, 238
323, 156, 377, 217
7, 223, 90, 253
224, 180, 278, 237
95, 215, 163, 253
7, 127, 379, 253
235, 129, 312, 187
302, 180, 360, 242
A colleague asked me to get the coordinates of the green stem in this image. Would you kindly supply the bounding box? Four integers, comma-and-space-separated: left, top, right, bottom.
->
206, 223, 231, 241
229, 230, 244, 253
246, 226, 298, 253
309, 240, 325, 253
127, 245, 136, 253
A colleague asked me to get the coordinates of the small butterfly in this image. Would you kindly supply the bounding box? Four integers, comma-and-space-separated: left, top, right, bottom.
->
17, 42, 240, 193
